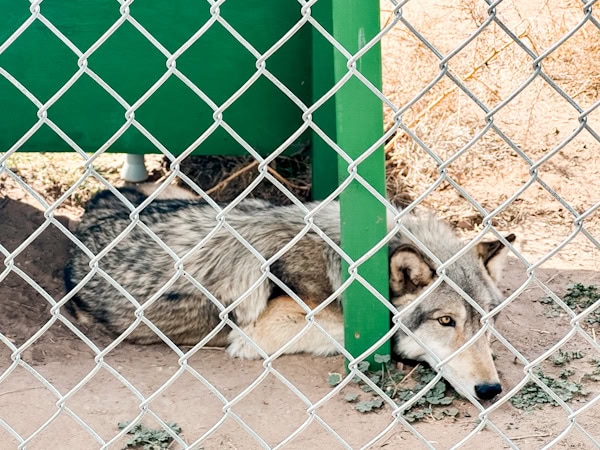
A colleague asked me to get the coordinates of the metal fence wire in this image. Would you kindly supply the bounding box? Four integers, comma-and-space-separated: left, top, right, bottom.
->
1, 0, 600, 448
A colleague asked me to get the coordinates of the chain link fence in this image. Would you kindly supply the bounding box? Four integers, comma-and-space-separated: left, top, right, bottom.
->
1, 0, 600, 448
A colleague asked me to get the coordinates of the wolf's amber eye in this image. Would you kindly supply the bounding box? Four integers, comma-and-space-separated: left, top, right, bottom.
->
437, 316, 455, 327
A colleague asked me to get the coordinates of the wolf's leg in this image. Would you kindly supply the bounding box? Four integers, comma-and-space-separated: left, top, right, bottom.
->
226, 296, 344, 359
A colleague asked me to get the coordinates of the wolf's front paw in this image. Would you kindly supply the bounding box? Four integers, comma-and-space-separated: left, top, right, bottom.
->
226, 331, 263, 359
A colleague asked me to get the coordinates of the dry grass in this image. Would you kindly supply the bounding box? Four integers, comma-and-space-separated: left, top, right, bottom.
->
380, 0, 600, 247
0, 153, 165, 215
176, 152, 312, 205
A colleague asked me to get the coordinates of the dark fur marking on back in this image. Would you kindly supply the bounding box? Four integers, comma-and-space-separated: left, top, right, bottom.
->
165, 291, 182, 301
141, 199, 201, 218
86, 188, 146, 210
88, 187, 201, 217
64, 263, 112, 325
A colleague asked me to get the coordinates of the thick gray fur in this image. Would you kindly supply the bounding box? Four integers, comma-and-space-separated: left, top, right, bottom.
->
66, 187, 515, 399
65, 187, 509, 355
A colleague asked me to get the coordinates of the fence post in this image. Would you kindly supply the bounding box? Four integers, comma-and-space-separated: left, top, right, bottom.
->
326, 0, 391, 366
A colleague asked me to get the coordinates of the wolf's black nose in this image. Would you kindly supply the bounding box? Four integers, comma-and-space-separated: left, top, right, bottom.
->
475, 382, 502, 400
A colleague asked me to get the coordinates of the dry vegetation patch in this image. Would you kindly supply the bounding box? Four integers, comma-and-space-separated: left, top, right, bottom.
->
381, 0, 600, 269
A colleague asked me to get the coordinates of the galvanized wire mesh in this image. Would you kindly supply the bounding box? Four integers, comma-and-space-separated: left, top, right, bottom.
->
1, 0, 600, 448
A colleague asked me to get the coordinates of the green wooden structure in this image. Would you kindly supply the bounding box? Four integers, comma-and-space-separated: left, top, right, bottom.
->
0, 0, 390, 365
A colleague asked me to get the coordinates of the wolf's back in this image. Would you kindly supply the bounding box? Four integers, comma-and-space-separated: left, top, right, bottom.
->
64, 188, 344, 343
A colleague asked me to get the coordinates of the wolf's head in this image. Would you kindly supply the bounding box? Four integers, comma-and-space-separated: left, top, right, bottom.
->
389, 214, 515, 401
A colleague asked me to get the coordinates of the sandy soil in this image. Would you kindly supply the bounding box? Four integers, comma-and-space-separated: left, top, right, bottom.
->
1, 183, 600, 450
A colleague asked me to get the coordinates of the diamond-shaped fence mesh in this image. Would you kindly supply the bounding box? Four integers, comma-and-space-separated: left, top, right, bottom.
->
1, 0, 600, 448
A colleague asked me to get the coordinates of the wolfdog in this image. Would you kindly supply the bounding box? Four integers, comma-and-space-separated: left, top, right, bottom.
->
65, 186, 515, 401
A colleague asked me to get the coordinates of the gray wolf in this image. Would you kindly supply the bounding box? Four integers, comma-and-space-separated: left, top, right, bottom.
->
65, 185, 515, 401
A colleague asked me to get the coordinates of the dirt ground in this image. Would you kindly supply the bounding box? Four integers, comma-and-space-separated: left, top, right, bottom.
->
1, 0, 600, 449
1, 195, 600, 449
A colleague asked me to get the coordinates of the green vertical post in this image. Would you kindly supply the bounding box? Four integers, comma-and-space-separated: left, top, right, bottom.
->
330, 1, 390, 365
311, 0, 338, 200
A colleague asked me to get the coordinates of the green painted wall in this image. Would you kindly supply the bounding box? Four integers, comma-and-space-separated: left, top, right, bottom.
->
0, 0, 311, 155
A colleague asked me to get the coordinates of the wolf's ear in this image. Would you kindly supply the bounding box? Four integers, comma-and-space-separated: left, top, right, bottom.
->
477, 234, 516, 282
389, 244, 435, 298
